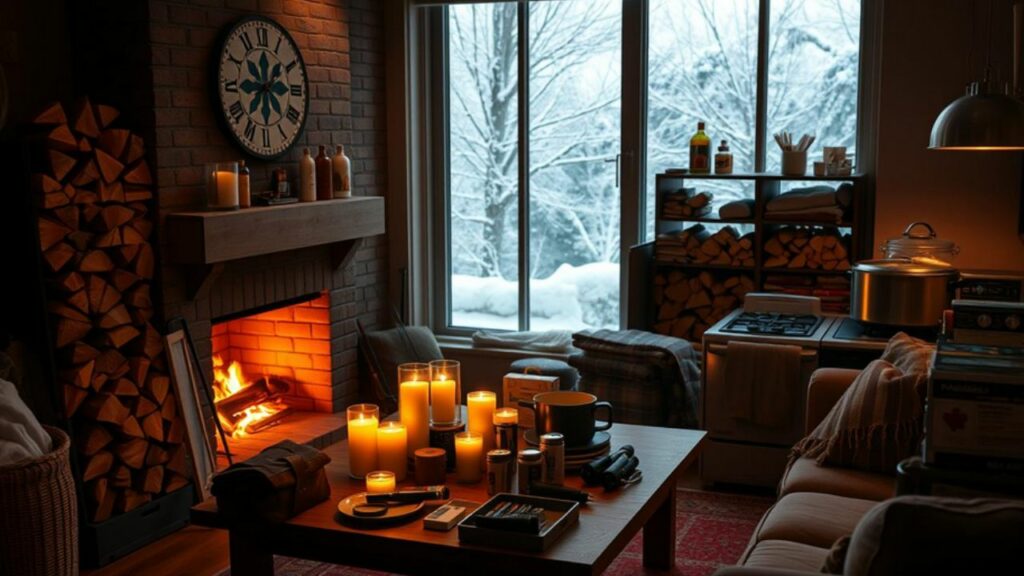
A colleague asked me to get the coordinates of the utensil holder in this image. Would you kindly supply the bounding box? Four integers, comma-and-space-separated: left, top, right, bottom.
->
781, 151, 807, 176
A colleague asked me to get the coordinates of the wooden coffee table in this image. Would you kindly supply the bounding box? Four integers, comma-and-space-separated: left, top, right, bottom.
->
192, 423, 705, 575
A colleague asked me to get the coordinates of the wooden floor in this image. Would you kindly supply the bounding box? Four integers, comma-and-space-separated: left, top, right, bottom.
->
83, 466, 711, 576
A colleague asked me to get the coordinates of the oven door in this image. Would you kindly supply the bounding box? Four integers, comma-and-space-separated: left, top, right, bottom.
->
703, 342, 819, 446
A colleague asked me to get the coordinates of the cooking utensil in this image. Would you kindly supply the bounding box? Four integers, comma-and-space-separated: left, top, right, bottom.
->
851, 259, 959, 327
880, 222, 960, 264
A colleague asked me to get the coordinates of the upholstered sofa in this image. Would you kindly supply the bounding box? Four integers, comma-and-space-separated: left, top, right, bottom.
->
714, 368, 1024, 575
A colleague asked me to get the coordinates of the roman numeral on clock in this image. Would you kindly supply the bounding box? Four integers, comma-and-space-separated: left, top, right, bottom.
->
224, 79, 237, 93
261, 127, 270, 148
286, 106, 301, 124
290, 84, 302, 97
286, 60, 297, 73
229, 101, 244, 123
256, 28, 268, 47
275, 35, 282, 52
240, 32, 253, 52
244, 119, 256, 142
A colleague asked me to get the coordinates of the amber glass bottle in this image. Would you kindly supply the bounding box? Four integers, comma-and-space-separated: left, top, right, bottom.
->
689, 121, 711, 174
315, 145, 333, 200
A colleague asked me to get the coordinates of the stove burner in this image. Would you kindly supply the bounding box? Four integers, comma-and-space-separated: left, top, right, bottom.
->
721, 312, 823, 337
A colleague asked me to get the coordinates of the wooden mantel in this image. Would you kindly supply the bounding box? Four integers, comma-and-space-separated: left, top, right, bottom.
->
165, 197, 385, 299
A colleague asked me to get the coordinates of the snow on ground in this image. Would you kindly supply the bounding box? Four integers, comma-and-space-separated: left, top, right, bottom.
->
451, 261, 620, 331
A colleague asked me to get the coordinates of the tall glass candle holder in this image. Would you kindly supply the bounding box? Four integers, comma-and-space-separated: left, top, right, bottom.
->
429, 359, 461, 427
467, 390, 496, 467
205, 162, 239, 211
398, 363, 430, 456
347, 403, 379, 478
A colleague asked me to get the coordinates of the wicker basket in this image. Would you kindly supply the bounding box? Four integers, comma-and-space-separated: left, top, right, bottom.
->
0, 425, 78, 575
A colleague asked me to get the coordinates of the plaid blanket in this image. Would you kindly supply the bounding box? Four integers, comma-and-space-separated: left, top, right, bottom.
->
569, 330, 701, 428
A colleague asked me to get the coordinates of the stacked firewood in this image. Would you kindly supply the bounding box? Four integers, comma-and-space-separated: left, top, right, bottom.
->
762, 226, 851, 270
656, 224, 755, 267
30, 100, 190, 523
653, 270, 755, 341
662, 189, 714, 219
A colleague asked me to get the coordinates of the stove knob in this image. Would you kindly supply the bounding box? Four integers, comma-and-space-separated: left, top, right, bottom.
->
976, 313, 993, 328
1006, 315, 1022, 331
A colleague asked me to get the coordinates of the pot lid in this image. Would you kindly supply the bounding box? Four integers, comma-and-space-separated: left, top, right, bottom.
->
853, 258, 959, 276
881, 222, 959, 255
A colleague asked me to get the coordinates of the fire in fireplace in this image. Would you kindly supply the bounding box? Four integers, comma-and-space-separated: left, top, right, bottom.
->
212, 357, 293, 437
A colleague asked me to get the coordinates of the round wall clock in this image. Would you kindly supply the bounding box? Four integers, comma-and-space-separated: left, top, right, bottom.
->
215, 16, 308, 160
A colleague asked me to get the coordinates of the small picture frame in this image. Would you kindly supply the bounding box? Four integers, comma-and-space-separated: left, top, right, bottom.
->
164, 322, 218, 501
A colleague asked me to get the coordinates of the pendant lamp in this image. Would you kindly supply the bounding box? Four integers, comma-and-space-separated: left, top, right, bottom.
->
929, 0, 1024, 150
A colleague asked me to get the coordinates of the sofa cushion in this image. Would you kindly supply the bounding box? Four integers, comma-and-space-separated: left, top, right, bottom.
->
752, 492, 876, 549
845, 496, 1024, 576
792, 354, 926, 474
743, 540, 830, 572
821, 535, 851, 574
780, 456, 894, 501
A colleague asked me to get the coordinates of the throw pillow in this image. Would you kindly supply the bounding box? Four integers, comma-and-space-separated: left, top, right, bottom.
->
792, 357, 926, 473
820, 535, 851, 574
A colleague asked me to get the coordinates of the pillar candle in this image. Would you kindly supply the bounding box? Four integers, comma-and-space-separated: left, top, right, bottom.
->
430, 375, 457, 424
347, 407, 379, 478
454, 431, 483, 483
467, 391, 496, 461
365, 471, 395, 494
493, 408, 519, 425
376, 421, 408, 481
215, 171, 239, 208
400, 379, 430, 456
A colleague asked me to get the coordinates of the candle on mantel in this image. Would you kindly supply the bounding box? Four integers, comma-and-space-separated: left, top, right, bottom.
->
454, 431, 483, 483
376, 421, 408, 481
347, 404, 379, 478
467, 390, 497, 462
398, 363, 430, 456
215, 170, 239, 208
493, 407, 519, 425
365, 470, 396, 494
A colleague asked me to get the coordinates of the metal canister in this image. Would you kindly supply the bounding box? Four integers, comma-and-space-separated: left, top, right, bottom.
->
539, 432, 565, 485
494, 422, 518, 474
517, 449, 543, 494
486, 449, 513, 496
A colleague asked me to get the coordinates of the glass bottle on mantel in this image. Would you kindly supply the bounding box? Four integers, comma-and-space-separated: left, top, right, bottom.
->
714, 140, 733, 174
689, 121, 711, 174
315, 145, 333, 200
299, 148, 316, 203
238, 160, 251, 208
332, 144, 352, 198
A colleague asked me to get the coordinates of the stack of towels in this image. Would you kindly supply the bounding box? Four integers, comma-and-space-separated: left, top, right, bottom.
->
764, 183, 853, 223
0, 378, 52, 466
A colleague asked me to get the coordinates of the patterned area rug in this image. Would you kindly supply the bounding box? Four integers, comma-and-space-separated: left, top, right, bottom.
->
217, 488, 773, 576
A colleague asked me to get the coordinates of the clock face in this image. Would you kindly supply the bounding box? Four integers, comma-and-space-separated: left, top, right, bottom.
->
216, 17, 308, 160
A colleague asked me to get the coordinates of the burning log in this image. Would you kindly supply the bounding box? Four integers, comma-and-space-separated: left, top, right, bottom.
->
214, 375, 292, 433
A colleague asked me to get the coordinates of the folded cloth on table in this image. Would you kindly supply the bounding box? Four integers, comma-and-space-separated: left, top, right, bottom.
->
763, 205, 845, 223
766, 185, 837, 213
472, 330, 574, 353
0, 377, 52, 466
718, 199, 755, 219
572, 329, 701, 427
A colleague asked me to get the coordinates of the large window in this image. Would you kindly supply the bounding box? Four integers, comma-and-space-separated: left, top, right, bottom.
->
425, 0, 866, 333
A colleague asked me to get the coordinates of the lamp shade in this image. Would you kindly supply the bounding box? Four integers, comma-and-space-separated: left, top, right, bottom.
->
929, 90, 1024, 150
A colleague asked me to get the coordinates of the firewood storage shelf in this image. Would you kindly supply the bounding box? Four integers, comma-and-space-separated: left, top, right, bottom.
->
628, 172, 869, 343
165, 197, 385, 299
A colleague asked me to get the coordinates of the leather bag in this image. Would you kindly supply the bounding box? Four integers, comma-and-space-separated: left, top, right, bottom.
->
211, 440, 330, 523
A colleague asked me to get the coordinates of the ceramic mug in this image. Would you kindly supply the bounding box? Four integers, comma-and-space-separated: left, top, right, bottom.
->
519, 391, 613, 447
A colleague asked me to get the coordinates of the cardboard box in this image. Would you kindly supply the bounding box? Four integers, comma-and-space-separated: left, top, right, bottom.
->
502, 373, 559, 429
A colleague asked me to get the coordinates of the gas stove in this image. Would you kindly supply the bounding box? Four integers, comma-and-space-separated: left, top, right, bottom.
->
721, 312, 823, 337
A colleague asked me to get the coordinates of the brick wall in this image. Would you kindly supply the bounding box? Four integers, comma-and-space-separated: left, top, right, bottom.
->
211, 292, 332, 412
146, 0, 389, 411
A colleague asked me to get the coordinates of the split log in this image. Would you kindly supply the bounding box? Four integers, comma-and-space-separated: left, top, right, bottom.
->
95, 149, 124, 183
94, 348, 127, 375
48, 149, 77, 182
98, 128, 130, 158
106, 325, 141, 349
72, 97, 101, 138
109, 377, 139, 397
83, 451, 114, 481
90, 373, 109, 392
66, 230, 93, 251
81, 393, 129, 425
93, 227, 122, 248
65, 341, 100, 364
145, 373, 170, 404
71, 159, 100, 187
98, 180, 125, 203
61, 359, 94, 389
134, 396, 158, 419
164, 474, 190, 493
160, 392, 176, 421
95, 104, 120, 129
99, 304, 132, 329
111, 465, 132, 488
94, 490, 116, 523
166, 418, 185, 444
52, 205, 79, 230
78, 137, 92, 153
99, 205, 135, 230
134, 243, 154, 278
38, 218, 71, 252
140, 466, 164, 494
146, 444, 169, 466
141, 412, 164, 442
110, 269, 140, 292
77, 425, 113, 456
55, 318, 92, 348
653, 271, 755, 341
122, 161, 152, 186
762, 227, 852, 271
139, 324, 162, 358
79, 250, 115, 272
33, 102, 67, 125
122, 415, 144, 439
166, 445, 189, 475
123, 134, 145, 165
43, 242, 76, 272
116, 438, 148, 469
89, 477, 108, 504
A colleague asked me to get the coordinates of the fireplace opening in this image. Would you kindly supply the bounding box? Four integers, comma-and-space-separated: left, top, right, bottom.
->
210, 292, 342, 461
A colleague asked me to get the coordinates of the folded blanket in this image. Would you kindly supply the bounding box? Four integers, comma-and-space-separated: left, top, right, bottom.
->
0, 378, 52, 466
766, 185, 837, 213
472, 330, 574, 353
719, 199, 755, 219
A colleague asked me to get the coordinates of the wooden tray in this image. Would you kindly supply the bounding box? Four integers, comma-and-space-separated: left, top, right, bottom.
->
457, 493, 580, 552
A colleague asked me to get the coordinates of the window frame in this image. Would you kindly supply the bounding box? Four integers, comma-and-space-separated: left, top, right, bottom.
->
410, 0, 879, 337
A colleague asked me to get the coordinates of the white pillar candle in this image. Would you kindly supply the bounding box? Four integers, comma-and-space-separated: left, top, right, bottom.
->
376, 421, 408, 481
365, 470, 395, 494
454, 431, 483, 484
467, 390, 496, 464
347, 404, 379, 478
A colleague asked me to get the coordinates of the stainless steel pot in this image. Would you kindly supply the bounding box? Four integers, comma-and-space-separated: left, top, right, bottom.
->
851, 259, 959, 327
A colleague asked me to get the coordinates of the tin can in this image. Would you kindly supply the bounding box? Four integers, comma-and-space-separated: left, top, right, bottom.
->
539, 432, 565, 485
494, 422, 518, 474
517, 449, 543, 494
486, 449, 513, 496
